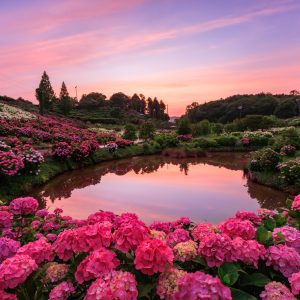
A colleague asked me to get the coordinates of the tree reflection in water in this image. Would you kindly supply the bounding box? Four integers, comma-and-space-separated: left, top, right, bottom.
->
32, 153, 288, 213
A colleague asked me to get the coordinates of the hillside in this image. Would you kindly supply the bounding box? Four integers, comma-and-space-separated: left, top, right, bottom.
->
185, 93, 300, 123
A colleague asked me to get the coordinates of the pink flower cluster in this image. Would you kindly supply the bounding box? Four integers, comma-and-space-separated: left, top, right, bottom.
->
192, 223, 215, 241
49, 281, 75, 300
134, 238, 174, 275
292, 194, 300, 211
174, 271, 232, 300
166, 228, 190, 247
266, 244, 300, 278
289, 272, 300, 295
9, 197, 38, 215
0, 237, 20, 263
46, 263, 69, 283
273, 226, 300, 252
260, 281, 295, 300
173, 240, 197, 262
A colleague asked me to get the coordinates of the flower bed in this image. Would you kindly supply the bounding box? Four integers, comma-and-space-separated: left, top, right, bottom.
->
1, 196, 300, 299
0, 103, 36, 120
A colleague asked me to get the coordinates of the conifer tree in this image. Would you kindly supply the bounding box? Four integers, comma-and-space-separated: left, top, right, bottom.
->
58, 81, 73, 115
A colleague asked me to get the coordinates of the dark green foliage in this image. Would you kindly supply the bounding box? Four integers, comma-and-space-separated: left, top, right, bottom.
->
123, 124, 137, 140
250, 148, 281, 171
275, 128, 300, 149
211, 123, 224, 134
177, 118, 191, 135
192, 120, 211, 136
58, 82, 75, 115
79, 92, 107, 108
215, 135, 238, 147
35, 71, 56, 115
193, 137, 218, 148
185, 93, 298, 123
110, 92, 130, 109
154, 134, 179, 148
140, 121, 155, 140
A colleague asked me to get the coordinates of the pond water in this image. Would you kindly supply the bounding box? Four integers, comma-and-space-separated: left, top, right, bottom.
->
32, 153, 288, 224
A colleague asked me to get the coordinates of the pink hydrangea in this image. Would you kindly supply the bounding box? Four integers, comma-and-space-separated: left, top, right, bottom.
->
46, 233, 57, 242
257, 208, 275, 219
0, 290, 17, 300
53, 221, 112, 261
231, 237, 265, 268
87, 211, 115, 225
235, 211, 262, 225
0, 254, 38, 289
173, 271, 232, 300
157, 268, 186, 299
192, 223, 216, 241
292, 194, 300, 211
218, 218, 256, 240
0, 211, 13, 229
31, 220, 41, 230
17, 239, 53, 264
35, 209, 49, 218
0, 237, 20, 262
150, 229, 166, 240
273, 226, 300, 251
166, 229, 190, 248
172, 217, 191, 229
134, 238, 174, 275
149, 221, 172, 234
75, 248, 119, 283
173, 240, 198, 262
260, 281, 295, 300
46, 263, 69, 283
265, 244, 300, 278
198, 233, 233, 267
113, 219, 149, 253
9, 197, 38, 215
113, 212, 139, 229
84, 271, 138, 300
49, 281, 75, 300
289, 272, 300, 295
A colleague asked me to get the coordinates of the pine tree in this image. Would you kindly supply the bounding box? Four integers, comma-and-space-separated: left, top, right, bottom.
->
58, 81, 73, 115
35, 71, 55, 115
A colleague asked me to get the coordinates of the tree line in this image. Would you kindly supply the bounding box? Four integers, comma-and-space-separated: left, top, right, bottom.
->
185, 92, 300, 123
35, 71, 169, 120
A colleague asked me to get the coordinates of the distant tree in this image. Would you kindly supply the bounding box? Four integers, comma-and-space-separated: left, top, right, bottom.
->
58, 82, 74, 115
79, 92, 107, 108
35, 71, 55, 115
211, 123, 223, 134
147, 98, 154, 117
139, 94, 147, 114
274, 100, 297, 118
110, 107, 121, 118
130, 93, 140, 112
140, 121, 155, 140
153, 97, 160, 119
177, 118, 191, 135
123, 124, 137, 141
290, 90, 300, 96
192, 120, 211, 136
110, 92, 130, 109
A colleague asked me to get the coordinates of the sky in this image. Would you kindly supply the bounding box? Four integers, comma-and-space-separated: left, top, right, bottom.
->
0, 0, 300, 115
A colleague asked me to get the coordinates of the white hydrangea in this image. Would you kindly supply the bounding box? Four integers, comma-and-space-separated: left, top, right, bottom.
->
0, 103, 36, 120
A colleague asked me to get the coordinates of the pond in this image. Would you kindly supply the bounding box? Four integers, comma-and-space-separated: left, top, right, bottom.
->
32, 153, 288, 224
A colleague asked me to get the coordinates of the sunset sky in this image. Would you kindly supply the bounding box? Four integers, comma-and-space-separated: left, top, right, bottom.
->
1, 0, 299, 115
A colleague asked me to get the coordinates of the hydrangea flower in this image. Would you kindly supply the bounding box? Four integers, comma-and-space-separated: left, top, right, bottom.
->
231, 237, 265, 268
166, 229, 190, 248
192, 223, 216, 241
260, 281, 295, 300
235, 210, 262, 225
292, 194, 300, 211
157, 268, 186, 299
87, 211, 115, 225
35, 209, 49, 218
0, 254, 38, 289
113, 219, 149, 253
0, 237, 20, 262
289, 272, 300, 295
198, 233, 233, 267
265, 244, 300, 278
9, 197, 38, 215
46, 263, 69, 283
150, 229, 166, 240
149, 221, 172, 234
49, 281, 75, 300
218, 218, 256, 240
17, 239, 53, 264
0, 211, 13, 229
75, 248, 119, 283
173, 271, 232, 300
173, 240, 198, 262
0, 290, 17, 300
273, 226, 300, 252
134, 238, 174, 275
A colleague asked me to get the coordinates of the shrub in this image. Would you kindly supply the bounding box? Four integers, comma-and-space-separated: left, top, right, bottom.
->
154, 134, 179, 148
243, 131, 273, 147
278, 159, 300, 187
177, 134, 192, 142
177, 118, 191, 135
250, 148, 281, 171
191, 120, 210, 136
214, 135, 238, 147
193, 138, 218, 148
123, 124, 137, 141
139, 121, 155, 140
211, 123, 224, 134
280, 145, 296, 157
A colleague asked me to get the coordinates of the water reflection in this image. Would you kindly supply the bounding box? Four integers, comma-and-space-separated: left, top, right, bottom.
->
32, 153, 288, 224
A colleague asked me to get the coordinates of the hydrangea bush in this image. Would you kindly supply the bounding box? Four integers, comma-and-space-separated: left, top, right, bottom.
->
0, 195, 300, 299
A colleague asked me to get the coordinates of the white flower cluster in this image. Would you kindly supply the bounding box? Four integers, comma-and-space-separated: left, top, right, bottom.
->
269, 127, 296, 134
0, 103, 36, 120
243, 130, 273, 138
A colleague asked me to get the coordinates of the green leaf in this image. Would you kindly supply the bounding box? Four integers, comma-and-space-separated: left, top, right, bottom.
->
264, 217, 276, 231
240, 273, 270, 287
218, 263, 239, 286
231, 288, 257, 300
256, 226, 272, 244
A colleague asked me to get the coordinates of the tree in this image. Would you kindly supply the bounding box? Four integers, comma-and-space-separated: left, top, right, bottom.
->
177, 118, 191, 135
140, 121, 155, 140
58, 82, 74, 115
35, 71, 55, 115
147, 98, 154, 117
79, 92, 107, 108
274, 100, 297, 118
192, 120, 211, 136
110, 92, 130, 109
290, 90, 300, 96
123, 124, 137, 141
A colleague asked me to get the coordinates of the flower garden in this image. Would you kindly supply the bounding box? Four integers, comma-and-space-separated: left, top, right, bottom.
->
1, 195, 300, 299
